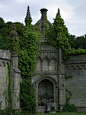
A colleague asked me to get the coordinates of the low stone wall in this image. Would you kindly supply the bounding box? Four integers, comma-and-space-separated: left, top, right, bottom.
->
37, 106, 46, 113
0, 49, 21, 110
65, 54, 86, 111
0, 49, 11, 109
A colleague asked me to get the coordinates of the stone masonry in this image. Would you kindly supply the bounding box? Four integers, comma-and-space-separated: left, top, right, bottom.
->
0, 6, 86, 113
0, 25, 21, 112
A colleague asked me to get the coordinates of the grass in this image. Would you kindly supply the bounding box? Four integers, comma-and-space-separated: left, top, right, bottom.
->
36, 112, 86, 115
14, 112, 86, 115
43, 112, 86, 115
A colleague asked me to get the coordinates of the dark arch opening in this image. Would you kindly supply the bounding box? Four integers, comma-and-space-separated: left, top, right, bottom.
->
38, 79, 54, 106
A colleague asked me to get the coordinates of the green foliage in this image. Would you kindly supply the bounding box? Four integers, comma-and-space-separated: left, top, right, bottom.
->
55, 99, 60, 112
45, 9, 70, 60
45, 10, 86, 61
62, 88, 76, 112
1, 12, 86, 114
69, 34, 86, 49
13, 22, 24, 48
0, 17, 5, 29
39, 92, 53, 100
65, 75, 73, 79
18, 20, 41, 114
9, 38, 20, 54
66, 89, 72, 96
62, 97, 77, 112
70, 48, 86, 56
0, 106, 12, 115
0, 35, 10, 50
19, 20, 41, 78
20, 78, 36, 114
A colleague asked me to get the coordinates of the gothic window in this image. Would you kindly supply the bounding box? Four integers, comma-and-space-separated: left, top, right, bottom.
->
36, 58, 41, 71
42, 58, 48, 71
49, 59, 56, 71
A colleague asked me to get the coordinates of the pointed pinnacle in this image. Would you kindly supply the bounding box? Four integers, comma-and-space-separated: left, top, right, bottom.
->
27, 6, 29, 11
57, 8, 61, 17
26, 6, 32, 20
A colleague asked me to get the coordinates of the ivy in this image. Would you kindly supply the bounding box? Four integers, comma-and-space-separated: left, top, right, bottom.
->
7, 62, 12, 108
62, 87, 77, 112
65, 75, 73, 79
45, 9, 70, 61
17, 19, 42, 114
45, 9, 86, 61
62, 97, 77, 112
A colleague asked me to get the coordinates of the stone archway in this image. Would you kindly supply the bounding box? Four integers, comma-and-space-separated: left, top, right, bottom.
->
38, 79, 54, 106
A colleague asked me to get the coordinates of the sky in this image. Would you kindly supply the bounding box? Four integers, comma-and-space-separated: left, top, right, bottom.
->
0, 0, 86, 37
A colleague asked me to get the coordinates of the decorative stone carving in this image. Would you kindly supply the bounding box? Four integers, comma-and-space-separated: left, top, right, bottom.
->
10, 25, 18, 40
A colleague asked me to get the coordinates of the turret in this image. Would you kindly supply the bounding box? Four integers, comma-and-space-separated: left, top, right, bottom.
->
40, 8, 48, 36
25, 6, 32, 25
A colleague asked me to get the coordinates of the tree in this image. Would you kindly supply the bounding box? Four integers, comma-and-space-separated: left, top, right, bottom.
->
20, 78, 36, 114
69, 35, 76, 49
46, 8, 70, 60
19, 13, 42, 113
0, 17, 5, 29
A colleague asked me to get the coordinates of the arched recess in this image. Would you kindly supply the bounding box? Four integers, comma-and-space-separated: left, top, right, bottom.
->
36, 57, 42, 71
42, 57, 48, 71
49, 58, 56, 71
35, 76, 58, 106
38, 79, 53, 106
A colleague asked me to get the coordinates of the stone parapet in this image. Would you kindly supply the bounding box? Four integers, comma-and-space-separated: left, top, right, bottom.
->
0, 49, 11, 60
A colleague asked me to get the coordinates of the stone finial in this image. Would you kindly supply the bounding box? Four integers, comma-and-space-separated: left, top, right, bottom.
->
10, 24, 18, 40
57, 8, 61, 17
40, 8, 48, 36
40, 8, 48, 21
26, 6, 32, 21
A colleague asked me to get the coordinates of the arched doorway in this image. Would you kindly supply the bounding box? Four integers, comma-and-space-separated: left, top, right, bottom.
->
38, 79, 54, 106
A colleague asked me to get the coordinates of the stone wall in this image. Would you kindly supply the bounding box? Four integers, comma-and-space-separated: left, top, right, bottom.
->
0, 49, 11, 109
65, 54, 86, 112
0, 49, 21, 111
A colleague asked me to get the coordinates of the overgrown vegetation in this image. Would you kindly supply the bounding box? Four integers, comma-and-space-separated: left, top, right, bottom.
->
10, 17, 41, 114
0, 15, 41, 114
45, 9, 70, 60
18, 18, 41, 114
45, 9, 86, 61
0, 7, 86, 114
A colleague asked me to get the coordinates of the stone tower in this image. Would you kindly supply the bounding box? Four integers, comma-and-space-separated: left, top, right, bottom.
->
10, 25, 21, 112
31, 8, 66, 112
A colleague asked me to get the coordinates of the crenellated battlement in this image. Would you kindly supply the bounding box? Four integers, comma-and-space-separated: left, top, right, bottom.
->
65, 64, 86, 70
65, 54, 86, 64
0, 49, 11, 60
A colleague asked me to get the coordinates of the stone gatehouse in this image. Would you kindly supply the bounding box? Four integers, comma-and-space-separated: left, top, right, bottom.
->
30, 7, 86, 112
0, 6, 86, 113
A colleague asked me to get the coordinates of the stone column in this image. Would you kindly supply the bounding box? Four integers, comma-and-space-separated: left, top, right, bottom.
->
11, 51, 21, 111
40, 8, 48, 36
58, 47, 65, 111
10, 25, 21, 113
58, 47, 62, 64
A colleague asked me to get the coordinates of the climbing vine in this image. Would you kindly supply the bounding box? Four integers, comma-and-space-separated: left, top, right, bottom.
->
18, 20, 42, 114
65, 75, 73, 79
62, 75, 77, 112
7, 62, 12, 109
